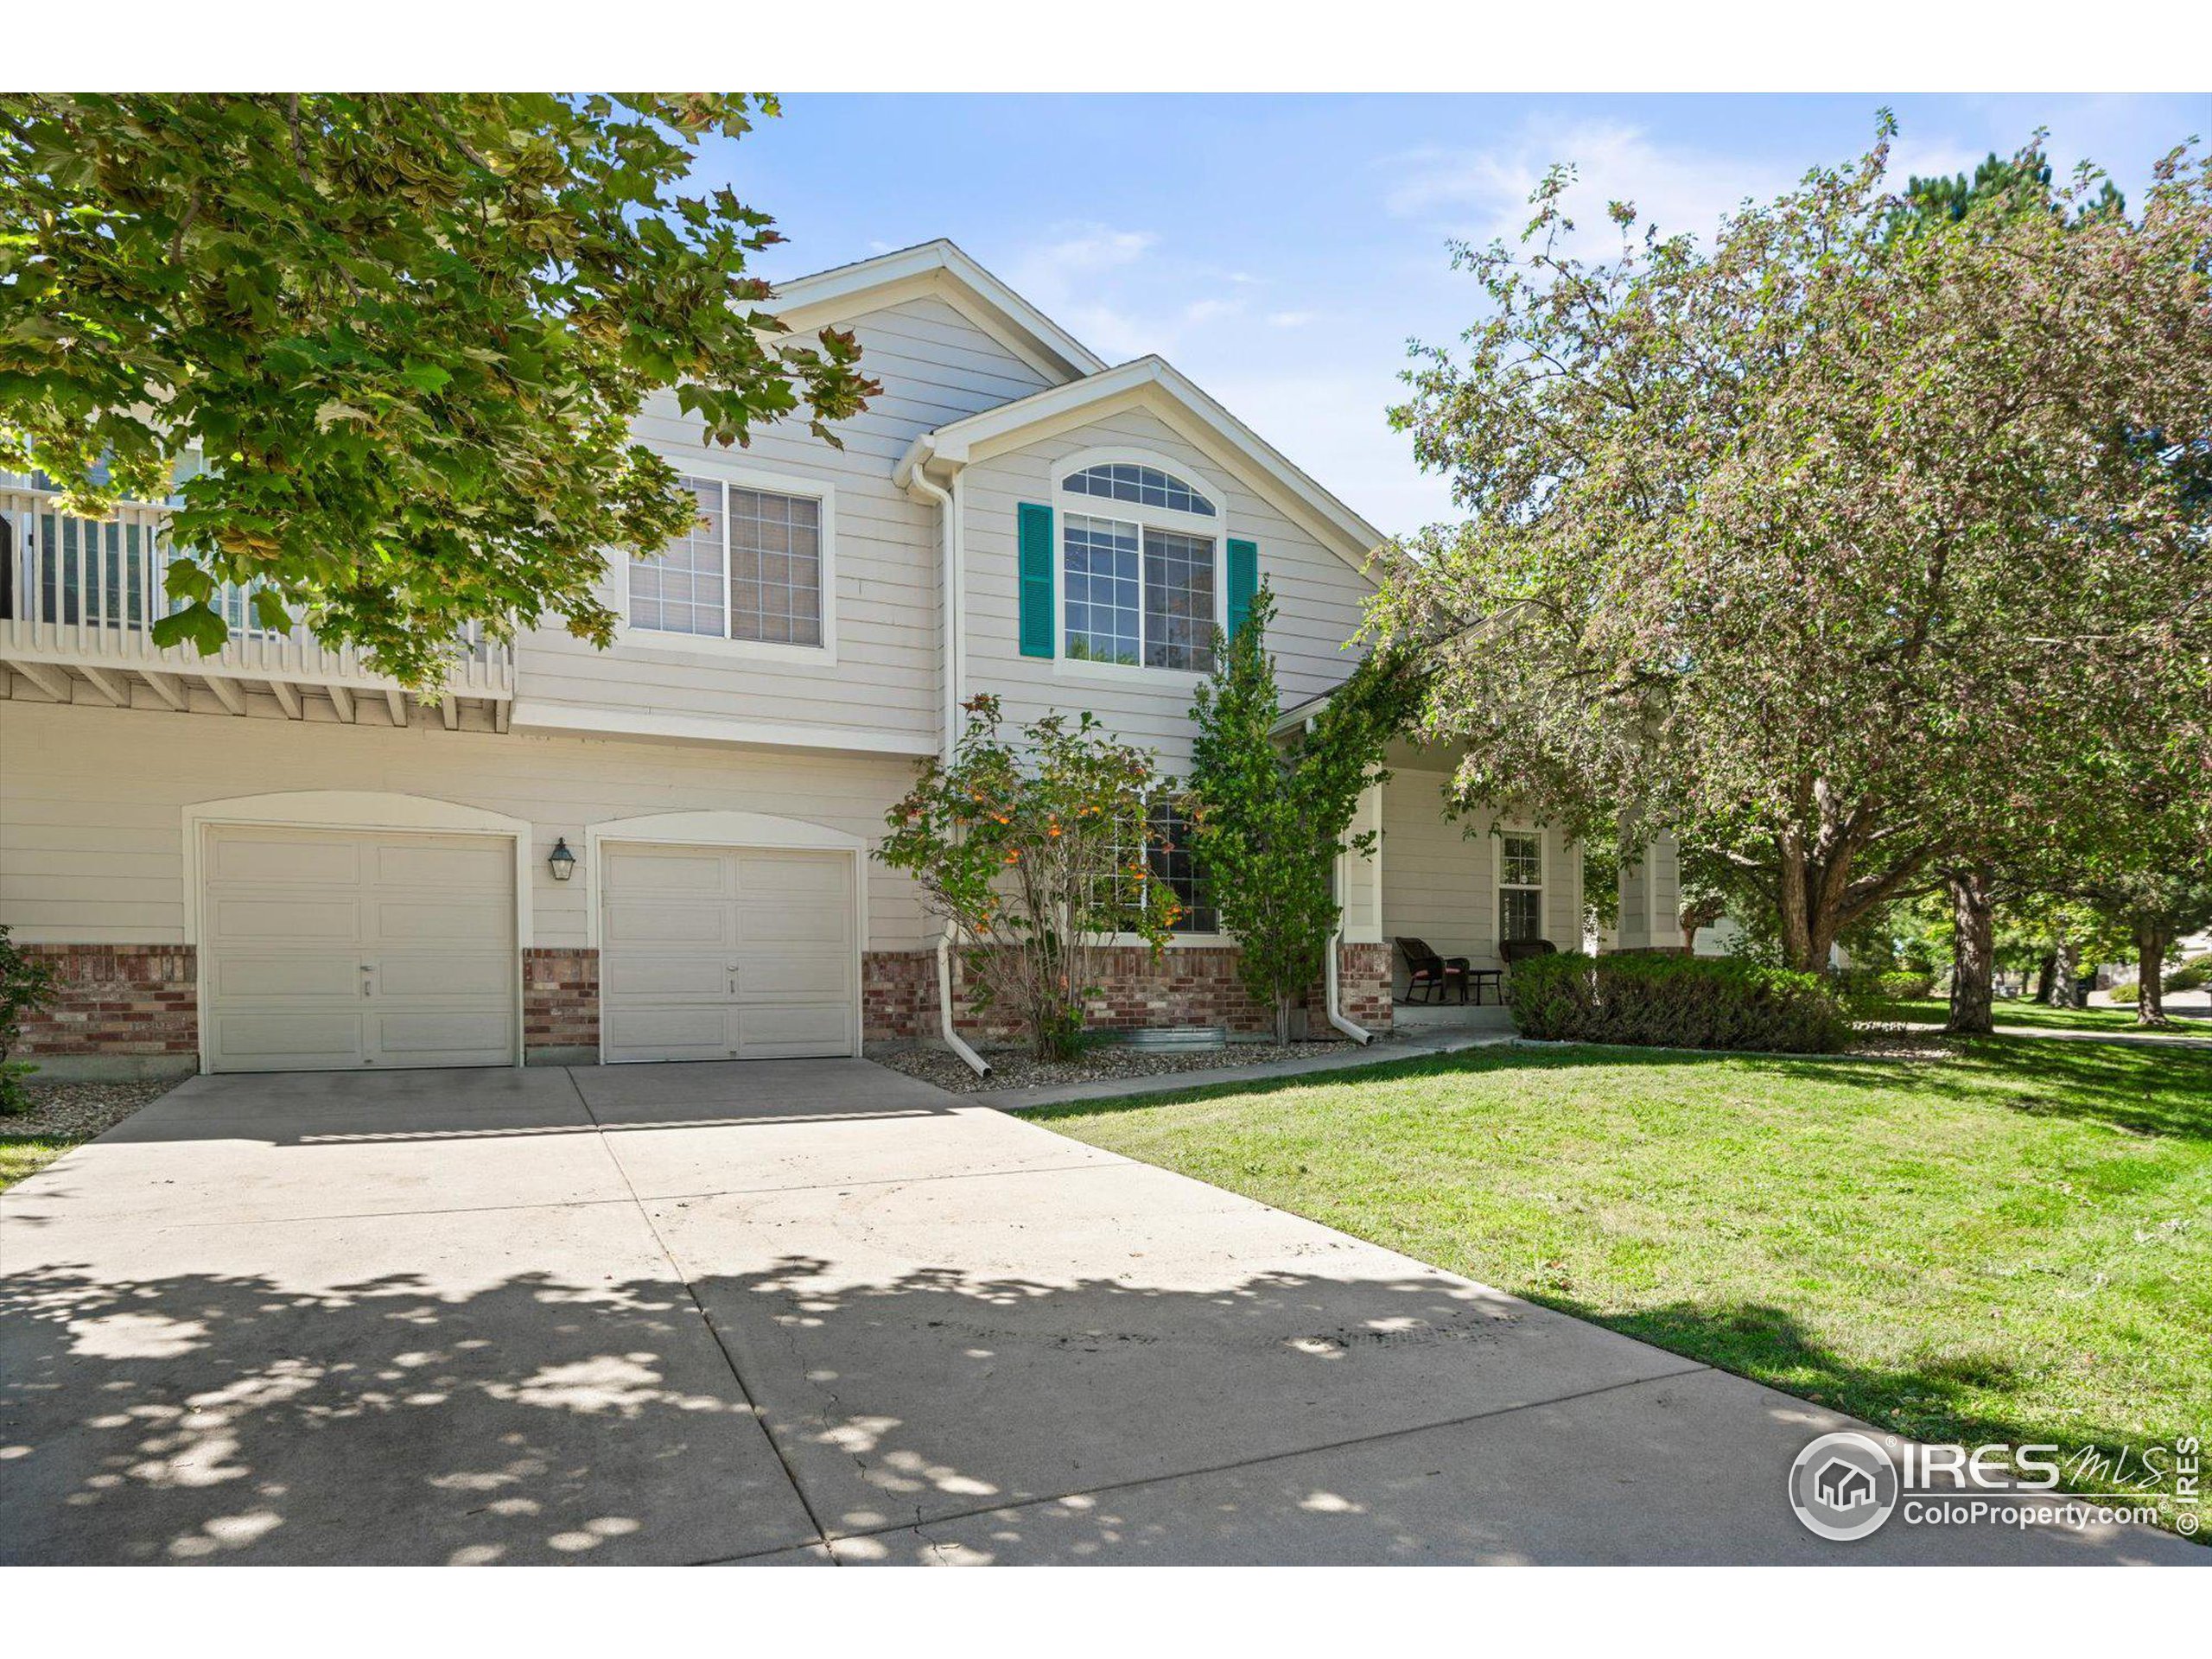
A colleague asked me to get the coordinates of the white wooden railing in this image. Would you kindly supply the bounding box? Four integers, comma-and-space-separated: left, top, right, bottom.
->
0, 480, 512, 698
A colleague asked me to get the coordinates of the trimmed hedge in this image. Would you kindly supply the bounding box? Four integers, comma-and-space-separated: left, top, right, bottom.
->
1507, 951, 1852, 1053
2107, 981, 2140, 1005
2164, 953, 2212, 994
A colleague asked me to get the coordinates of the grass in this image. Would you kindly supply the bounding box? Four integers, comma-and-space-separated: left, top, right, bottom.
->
0, 1135, 75, 1193
1862, 995, 2206, 1033
1035, 1035, 2212, 1534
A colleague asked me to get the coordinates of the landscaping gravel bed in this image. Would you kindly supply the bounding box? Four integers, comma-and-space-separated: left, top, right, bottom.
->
2, 1077, 178, 1143
875, 1038, 1357, 1095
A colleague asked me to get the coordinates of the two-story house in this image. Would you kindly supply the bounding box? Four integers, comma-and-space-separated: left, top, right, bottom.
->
0, 240, 1680, 1077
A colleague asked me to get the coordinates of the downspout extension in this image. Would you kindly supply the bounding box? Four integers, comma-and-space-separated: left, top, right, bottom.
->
1324, 927, 1373, 1046
938, 927, 991, 1078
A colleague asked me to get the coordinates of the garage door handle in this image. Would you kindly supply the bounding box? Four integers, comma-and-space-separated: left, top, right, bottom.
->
360, 964, 375, 998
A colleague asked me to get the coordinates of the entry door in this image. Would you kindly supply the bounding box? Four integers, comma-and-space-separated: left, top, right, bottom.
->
201, 825, 518, 1071
600, 843, 857, 1063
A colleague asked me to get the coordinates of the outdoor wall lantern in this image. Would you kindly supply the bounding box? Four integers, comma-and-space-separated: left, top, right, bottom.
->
548, 837, 577, 881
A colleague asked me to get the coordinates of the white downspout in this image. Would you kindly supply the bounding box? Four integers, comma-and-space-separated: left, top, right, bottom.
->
907, 452, 990, 1078
1325, 843, 1373, 1046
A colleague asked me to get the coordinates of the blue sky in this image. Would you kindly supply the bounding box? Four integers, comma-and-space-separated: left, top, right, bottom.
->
696, 93, 2208, 537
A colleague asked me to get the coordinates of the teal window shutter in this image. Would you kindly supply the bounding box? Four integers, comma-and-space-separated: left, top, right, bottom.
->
1018, 503, 1054, 658
1225, 537, 1259, 640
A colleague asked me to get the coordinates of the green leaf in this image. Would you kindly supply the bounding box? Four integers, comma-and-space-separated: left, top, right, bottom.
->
162, 558, 213, 603
149, 600, 232, 656
250, 589, 292, 632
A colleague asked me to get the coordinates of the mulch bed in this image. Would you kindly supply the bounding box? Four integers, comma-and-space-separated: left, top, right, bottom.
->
1, 1077, 178, 1142
876, 1038, 1357, 1095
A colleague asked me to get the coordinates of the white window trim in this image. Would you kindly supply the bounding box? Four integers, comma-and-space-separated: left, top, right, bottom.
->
1497, 824, 1545, 944
1048, 448, 1226, 687
613, 455, 838, 668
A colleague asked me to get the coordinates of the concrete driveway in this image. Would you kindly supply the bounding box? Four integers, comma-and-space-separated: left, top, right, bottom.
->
1, 1060, 2196, 1566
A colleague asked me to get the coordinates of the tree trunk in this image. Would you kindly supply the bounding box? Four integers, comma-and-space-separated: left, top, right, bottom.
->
1945, 866, 1997, 1035
1275, 993, 1294, 1046
2137, 923, 2171, 1027
2033, 950, 2058, 1005
2051, 934, 2080, 1008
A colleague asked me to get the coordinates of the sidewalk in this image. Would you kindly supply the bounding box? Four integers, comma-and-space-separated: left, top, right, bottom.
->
968, 1027, 1513, 1113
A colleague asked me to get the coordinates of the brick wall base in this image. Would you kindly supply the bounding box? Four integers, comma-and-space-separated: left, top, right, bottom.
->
15, 939, 1392, 1071
862, 950, 936, 1044
15, 944, 199, 1065
867, 940, 1394, 1049
523, 947, 599, 1063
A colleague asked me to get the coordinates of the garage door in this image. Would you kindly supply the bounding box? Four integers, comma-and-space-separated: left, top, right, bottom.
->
601, 843, 856, 1063
201, 825, 518, 1072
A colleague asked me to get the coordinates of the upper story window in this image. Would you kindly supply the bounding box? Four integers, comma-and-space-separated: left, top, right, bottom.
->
631, 475, 824, 648
1499, 830, 1544, 943
1062, 462, 1216, 518
1058, 459, 1219, 675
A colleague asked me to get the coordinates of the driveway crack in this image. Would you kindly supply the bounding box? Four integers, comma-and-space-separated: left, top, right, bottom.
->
563, 1066, 837, 1560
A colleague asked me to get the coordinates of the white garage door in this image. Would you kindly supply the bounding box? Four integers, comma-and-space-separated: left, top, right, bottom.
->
601, 843, 856, 1063
201, 825, 518, 1072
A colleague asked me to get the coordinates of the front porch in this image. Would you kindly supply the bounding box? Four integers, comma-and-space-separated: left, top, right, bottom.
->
1344, 744, 1681, 1007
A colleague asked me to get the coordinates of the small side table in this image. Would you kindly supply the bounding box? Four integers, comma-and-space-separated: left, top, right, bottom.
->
1467, 969, 1504, 1006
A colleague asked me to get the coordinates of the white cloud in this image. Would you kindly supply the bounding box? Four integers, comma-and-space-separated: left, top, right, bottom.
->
1382, 117, 1985, 264
1266, 309, 1318, 328
1006, 222, 1255, 363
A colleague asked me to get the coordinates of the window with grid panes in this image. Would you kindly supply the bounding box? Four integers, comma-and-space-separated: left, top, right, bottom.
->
631, 475, 823, 646
1498, 830, 1544, 944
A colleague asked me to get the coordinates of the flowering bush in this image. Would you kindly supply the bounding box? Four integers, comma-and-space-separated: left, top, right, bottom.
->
877, 696, 1175, 1060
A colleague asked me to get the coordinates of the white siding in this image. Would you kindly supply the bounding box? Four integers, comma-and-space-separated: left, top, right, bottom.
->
959, 406, 1378, 774
512, 294, 1056, 747
0, 700, 931, 951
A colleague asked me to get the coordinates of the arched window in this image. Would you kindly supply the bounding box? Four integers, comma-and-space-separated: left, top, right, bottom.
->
1061, 461, 1216, 518
1056, 457, 1222, 673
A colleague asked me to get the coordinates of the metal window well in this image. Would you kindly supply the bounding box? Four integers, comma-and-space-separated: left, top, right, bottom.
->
1114, 1026, 1229, 1052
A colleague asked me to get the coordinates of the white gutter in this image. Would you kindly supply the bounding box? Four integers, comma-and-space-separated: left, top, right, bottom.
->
904, 448, 990, 1078
905, 441, 960, 767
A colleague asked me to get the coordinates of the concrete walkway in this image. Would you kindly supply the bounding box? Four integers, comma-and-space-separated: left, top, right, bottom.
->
962, 1025, 1510, 1113
0, 1060, 2196, 1566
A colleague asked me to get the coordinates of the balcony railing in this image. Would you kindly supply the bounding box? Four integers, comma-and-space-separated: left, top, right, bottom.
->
0, 480, 513, 705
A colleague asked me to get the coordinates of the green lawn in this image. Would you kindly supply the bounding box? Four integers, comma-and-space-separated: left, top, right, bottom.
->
1864, 995, 2207, 1033
1035, 1036, 2212, 1533
0, 1135, 75, 1193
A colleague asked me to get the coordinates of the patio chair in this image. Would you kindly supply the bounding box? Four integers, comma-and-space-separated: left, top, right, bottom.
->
1395, 937, 1471, 1005
1499, 938, 1557, 965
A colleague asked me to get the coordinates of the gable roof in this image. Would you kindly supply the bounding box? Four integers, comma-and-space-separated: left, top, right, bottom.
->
893, 354, 1387, 581
769, 239, 1108, 387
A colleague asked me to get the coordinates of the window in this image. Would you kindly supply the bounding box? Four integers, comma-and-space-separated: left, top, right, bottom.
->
631, 475, 823, 647
1087, 802, 1217, 935
1062, 462, 1215, 517
1056, 457, 1221, 675
1146, 803, 1217, 933
1063, 513, 1141, 664
1499, 830, 1544, 944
